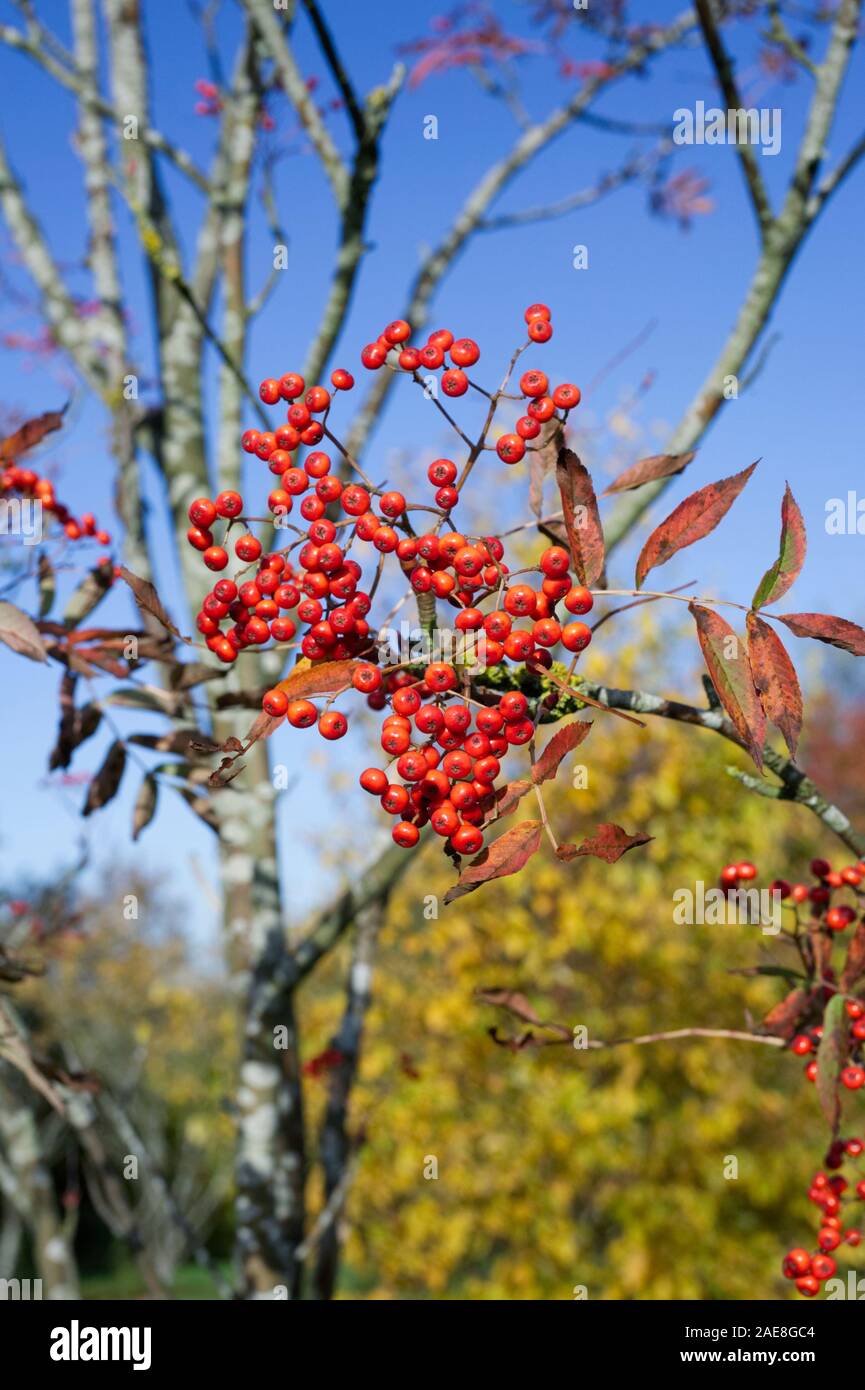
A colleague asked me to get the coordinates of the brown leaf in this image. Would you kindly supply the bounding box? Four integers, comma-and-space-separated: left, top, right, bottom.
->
555, 448, 605, 587
444, 820, 543, 905
117, 566, 184, 641
635, 460, 757, 588
556, 823, 652, 864
690, 604, 765, 769
486, 779, 532, 822
816, 993, 848, 1136
761, 986, 812, 1040
775, 612, 865, 657
82, 740, 127, 817
48, 686, 102, 771
528, 419, 563, 519
63, 563, 114, 629
841, 921, 865, 992
0, 407, 65, 461
132, 774, 158, 841
603, 450, 696, 495
746, 612, 802, 758
0, 600, 48, 662
128, 729, 219, 756
752, 483, 806, 609
273, 657, 360, 701
531, 720, 592, 784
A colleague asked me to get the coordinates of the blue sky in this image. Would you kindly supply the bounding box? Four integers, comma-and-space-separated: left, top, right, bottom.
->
1, 0, 863, 935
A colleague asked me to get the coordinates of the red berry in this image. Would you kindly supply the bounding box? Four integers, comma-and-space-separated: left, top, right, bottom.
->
496, 434, 525, 465
384, 319, 411, 344
795, 1275, 820, 1298
330, 368, 354, 391
528, 318, 552, 343
818, 1227, 841, 1251
450, 338, 479, 367
259, 377, 280, 404
361, 342, 387, 370
379, 490, 406, 518
841, 1065, 865, 1090
524, 303, 551, 324
287, 699, 317, 729
791, 1035, 813, 1056
398, 347, 421, 371
262, 689, 288, 717
188, 497, 217, 528
235, 534, 262, 563
564, 586, 593, 615
450, 823, 483, 856
561, 621, 592, 653
442, 369, 468, 397
215, 490, 243, 519
552, 383, 581, 410
203, 546, 229, 571
539, 546, 570, 578
782, 1248, 811, 1278
187, 526, 213, 552
516, 416, 541, 440
318, 710, 347, 740
305, 385, 331, 413
393, 821, 420, 849
520, 370, 549, 398
428, 458, 457, 486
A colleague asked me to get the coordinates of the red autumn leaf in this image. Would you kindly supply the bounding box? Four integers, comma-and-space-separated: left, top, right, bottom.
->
751, 483, 806, 609
603, 450, 696, 496
555, 448, 605, 587
690, 603, 765, 768
775, 612, 865, 657
760, 986, 812, 1040
0, 407, 66, 461
531, 719, 592, 785
118, 566, 184, 641
556, 823, 652, 863
487, 779, 532, 822
635, 460, 757, 588
444, 820, 543, 904
746, 612, 802, 758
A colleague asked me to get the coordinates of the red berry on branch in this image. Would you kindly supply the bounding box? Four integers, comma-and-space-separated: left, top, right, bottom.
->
188, 497, 217, 528
361, 342, 387, 369
450, 338, 479, 367
259, 378, 280, 404
561, 621, 592, 653
520, 370, 549, 398
552, 383, 581, 410
305, 385, 330, 413
442, 369, 468, 397
496, 434, 526, 465
384, 319, 411, 344
262, 689, 288, 717
318, 710, 348, 740
794, 1276, 820, 1298
528, 318, 553, 343
287, 699, 317, 728
524, 303, 551, 323
215, 490, 243, 518
203, 546, 229, 571
330, 368, 354, 391
279, 373, 305, 400
359, 767, 388, 796
187, 526, 214, 552
393, 821, 420, 848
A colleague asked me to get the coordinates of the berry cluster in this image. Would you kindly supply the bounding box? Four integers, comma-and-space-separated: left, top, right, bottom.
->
1, 461, 111, 548
782, 1138, 864, 1296
191, 308, 600, 858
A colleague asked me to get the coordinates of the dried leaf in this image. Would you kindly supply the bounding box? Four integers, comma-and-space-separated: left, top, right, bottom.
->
603, 450, 696, 495
0, 600, 48, 662
690, 604, 765, 768
531, 720, 592, 784
761, 986, 811, 1040
82, 741, 127, 817
556, 823, 652, 863
752, 483, 806, 609
37, 554, 55, 618
775, 612, 865, 657
444, 820, 543, 905
746, 612, 802, 757
475, 988, 542, 1026
816, 993, 848, 1136
487, 779, 532, 822
128, 729, 219, 756
841, 921, 865, 992
132, 774, 158, 841
0, 407, 65, 461
555, 448, 605, 587
63, 563, 114, 629
635, 461, 757, 588
117, 566, 184, 641
273, 657, 360, 701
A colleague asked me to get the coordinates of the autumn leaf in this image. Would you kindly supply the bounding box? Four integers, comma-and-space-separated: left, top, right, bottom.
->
487, 779, 532, 822
556, 823, 652, 863
603, 450, 696, 496
841, 921, 865, 992
475, 988, 542, 1026
760, 987, 811, 1040
555, 448, 605, 587
82, 740, 127, 817
746, 612, 802, 758
751, 483, 806, 609
117, 566, 184, 641
531, 720, 592, 784
38, 555, 55, 618
816, 993, 848, 1135
775, 612, 865, 657
0, 407, 66, 461
690, 604, 765, 768
132, 774, 158, 841
444, 821, 543, 905
273, 657, 360, 701
0, 600, 48, 662
635, 460, 757, 588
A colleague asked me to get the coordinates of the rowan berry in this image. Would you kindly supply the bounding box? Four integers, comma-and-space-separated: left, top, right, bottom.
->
361, 342, 387, 369
254, 433, 276, 460
552, 383, 581, 410
393, 687, 422, 717
393, 821, 420, 848
270, 617, 296, 641
827, 905, 855, 931
359, 768, 388, 796
188, 526, 213, 551
503, 630, 534, 662
539, 546, 570, 578
533, 618, 561, 647
431, 802, 460, 837
380, 491, 406, 518
791, 1035, 813, 1056
259, 378, 280, 404
528, 318, 553, 343
499, 691, 528, 722
188, 497, 217, 528
524, 303, 551, 323
516, 416, 541, 441
442, 369, 469, 397
398, 347, 421, 371
203, 546, 229, 571
331, 367, 354, 391
373, 525, 398, 553
435, 485, 459, 510
305, 386, 330, 413
782, 1248, 811, 1278
818, 1227, 841, 1250
241, 430, 261, 454
450, 338, 479, 367
841, 1065, 865, 1089
496, 434, 525, 465
418, 343, 444, 369
527, 395, 555, 422
425, 662, 457, 693
795, 1276, 820, 1298
262, 689, 289, 717
504, 586, 537, 618
352, 664, 382, 694
215, 491, 243, 519
562, 621, 592, 652
520, 370, 549, 398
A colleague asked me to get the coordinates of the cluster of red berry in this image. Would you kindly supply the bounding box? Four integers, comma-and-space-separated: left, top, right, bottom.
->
793, 997, 865, 1091
189, 308, 600, 856
782, 1138, 864, 1296
1, 462, 111, 547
